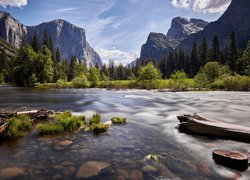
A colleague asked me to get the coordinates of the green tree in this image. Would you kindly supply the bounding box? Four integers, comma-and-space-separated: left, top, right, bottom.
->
237, 40, 250, 75
169, 70, 188, 90
31, 31, 40, 52
194, 61, 231, 87
191, 41, 199, 76
229, 31, 238, 72
211, 35, 220, 62
89, 67, 100, 86
199, 37, 208, 67
138, 62, 162, 81
34, 46, 54, 83
14, 45, 36, 86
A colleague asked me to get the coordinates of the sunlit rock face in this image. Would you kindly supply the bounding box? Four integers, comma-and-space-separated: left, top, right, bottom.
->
179, 0, 250, 51
0, 11, 102, 67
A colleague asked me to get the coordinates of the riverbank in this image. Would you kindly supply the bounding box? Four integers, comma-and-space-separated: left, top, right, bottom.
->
34, 77, 250, 91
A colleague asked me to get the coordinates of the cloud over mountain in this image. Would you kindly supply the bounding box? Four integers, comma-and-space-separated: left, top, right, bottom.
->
171, 0, 231, 13
0, 0, 27, 7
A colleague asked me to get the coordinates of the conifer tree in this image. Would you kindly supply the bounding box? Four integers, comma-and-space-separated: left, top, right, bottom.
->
211, 35, 220, 61
229, 31, 238, 72
31, 31, 40, 52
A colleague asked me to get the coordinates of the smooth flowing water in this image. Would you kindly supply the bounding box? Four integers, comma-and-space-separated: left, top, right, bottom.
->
0, 87, 249, 179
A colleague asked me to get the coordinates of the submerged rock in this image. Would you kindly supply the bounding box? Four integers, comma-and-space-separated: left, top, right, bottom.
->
0, 166, 27, 179
76, 161, 110, 178
54, 140, 73, 151
213, 150, 249, 171
129, 170, 144, 180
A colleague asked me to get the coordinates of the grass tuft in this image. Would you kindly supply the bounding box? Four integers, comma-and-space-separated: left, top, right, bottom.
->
111, 117, 127, 124
91, 123, 109, 134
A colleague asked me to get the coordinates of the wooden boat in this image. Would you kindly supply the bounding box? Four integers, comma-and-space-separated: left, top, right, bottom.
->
213, 150, 249, 171
177, 114, 250, 143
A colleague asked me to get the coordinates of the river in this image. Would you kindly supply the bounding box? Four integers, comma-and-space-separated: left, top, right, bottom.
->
0, 87, 249, 179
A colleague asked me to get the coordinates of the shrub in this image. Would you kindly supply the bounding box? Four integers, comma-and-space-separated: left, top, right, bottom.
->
223, 75, 250, 91
91, 123, 109, 134
0, 73, 4, 85
111, 117, 127, 124
89, 112, 101, 126
6, 115, 32, 137
72, 74, 90, 88
37, 123, 64, 135
168, 71, 188, 90
138, 63, 162, 81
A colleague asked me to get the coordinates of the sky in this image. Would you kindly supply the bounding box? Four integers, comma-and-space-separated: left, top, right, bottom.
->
0, 0, 231, 65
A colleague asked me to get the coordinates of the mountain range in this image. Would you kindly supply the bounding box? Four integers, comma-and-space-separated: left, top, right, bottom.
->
139, 17, 209, 63
138, 0, 250, 64
0, 11, 102, 67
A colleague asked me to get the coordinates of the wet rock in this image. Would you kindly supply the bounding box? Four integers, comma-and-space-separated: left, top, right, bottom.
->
54, 140, 73, 151
52, 173, 63, 180
213, 150, 249, 171
53, 165, 63, 170
61, 161, 74, 166
71, 144, 80, 150
63, 166, 76, 176
129, 170, 144, 180
0, 166, 27, 179
76, 161, 110, 178
116, 169, 129, 179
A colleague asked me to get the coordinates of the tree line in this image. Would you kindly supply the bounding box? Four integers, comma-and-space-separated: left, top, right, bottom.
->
0, 31, 249, 87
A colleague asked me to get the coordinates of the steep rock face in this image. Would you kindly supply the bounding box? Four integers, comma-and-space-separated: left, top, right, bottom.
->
0, 12, 27, 48
139, 17, 208, 62
140, 33, 179, 62
0, 12, 102, 67
180, 0, 250, 51
167, 17, 208, 41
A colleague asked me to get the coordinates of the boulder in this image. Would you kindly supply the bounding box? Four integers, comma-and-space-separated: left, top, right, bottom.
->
213, 150, 249, 171
0, 166, 26, 179
76, 161, 110, 179
54, 140, 73, 151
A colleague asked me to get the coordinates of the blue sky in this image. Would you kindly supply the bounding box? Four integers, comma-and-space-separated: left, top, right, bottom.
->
0, 0, 231, 64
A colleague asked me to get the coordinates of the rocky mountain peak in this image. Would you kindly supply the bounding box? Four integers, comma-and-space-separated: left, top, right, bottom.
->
167, 17, 209, 41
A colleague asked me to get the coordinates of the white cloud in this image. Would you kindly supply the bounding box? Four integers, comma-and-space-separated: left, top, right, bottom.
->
0, 0, 27, 7
55, 8, 78, 13
97, 48, 139, 65
171, 0, 231, 13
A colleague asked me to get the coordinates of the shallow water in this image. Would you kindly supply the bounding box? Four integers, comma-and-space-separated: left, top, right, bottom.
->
0, 87, 249, 179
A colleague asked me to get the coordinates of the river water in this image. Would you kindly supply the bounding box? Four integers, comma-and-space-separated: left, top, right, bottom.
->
0, 87, 249, 179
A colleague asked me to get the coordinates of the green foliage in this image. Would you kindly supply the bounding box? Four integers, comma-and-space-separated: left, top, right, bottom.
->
35, 46, 54, 83
237, 40, 250, 75
169, 71, 188, 90
6, 115, 32, 137
91, 123, 109, 134
37, 123, 64, 135
194, 62, 231, 88
0, 72, 4, 84
72, 74, 90, 88
56, 111, 85, 132
89, 67, 100, 86
89, 112, 101, 126
138, 63, 162, 81
14, 45, 36, 86
111, 117, 127, 124
223, 75, 250, 91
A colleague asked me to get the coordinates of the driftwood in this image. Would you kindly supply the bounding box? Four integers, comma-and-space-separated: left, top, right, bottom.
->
177, 113, 250, 143
0, 108, 56, 135
213, 150, 248, 171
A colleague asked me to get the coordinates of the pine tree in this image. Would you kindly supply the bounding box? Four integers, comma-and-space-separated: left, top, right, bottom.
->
199, 37, 208, 67
55, 48, 61, 63
191, 41, 199, 76
31, 31, 40, 52
43, 30, 49, 47
229, 31, 238, 72
211, 35, 220, 61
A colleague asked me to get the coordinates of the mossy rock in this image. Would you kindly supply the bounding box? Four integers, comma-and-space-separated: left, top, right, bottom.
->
91, 123, 109, 134
111, 117, 127, 124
